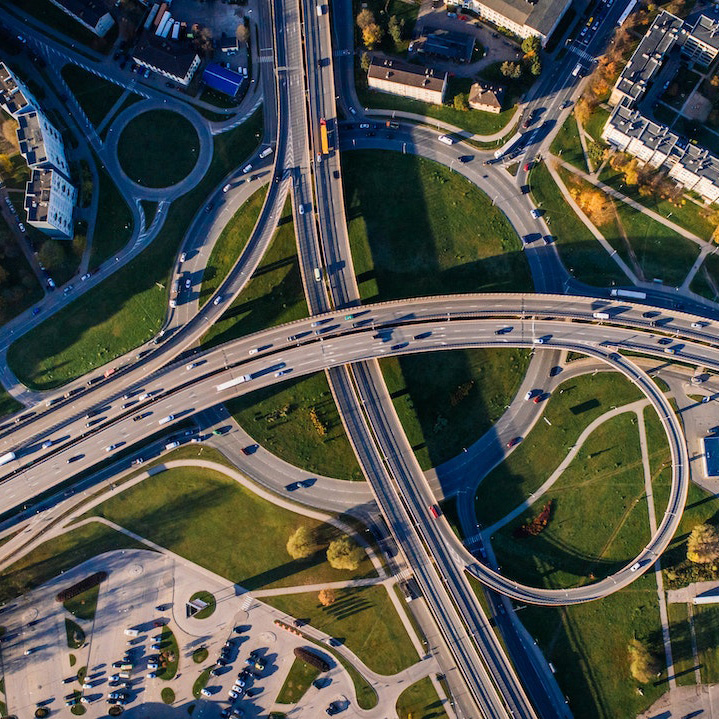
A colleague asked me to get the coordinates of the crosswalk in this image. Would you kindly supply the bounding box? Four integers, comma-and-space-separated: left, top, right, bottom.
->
569, 46, 595, 63
241, 594, 253, 611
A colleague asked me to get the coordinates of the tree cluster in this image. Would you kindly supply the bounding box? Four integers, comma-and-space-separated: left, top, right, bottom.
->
309, 407, 327, 437
287, 528, 363, 571
565, 176, 613, 226
356, 9, 384, 50
687, 523, 719, 564
513, 500, 553, 538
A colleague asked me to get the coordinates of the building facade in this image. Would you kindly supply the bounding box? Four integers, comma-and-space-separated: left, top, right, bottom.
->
0, 63, 39, 117
48, 0, 115, 37
132, 34, 201, 86
24, 168, 77, 238
367, 57, 447, 105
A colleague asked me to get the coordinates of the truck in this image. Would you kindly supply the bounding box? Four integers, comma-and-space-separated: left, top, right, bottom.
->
259, 146, 274, 159
592, 311, 610, 320
124, 628, 139, 637
170, 279, 179, 308
0, 451, 16, 466
610, 288, 647, 300
319, 118, 329, 155
216, 375, 252, 392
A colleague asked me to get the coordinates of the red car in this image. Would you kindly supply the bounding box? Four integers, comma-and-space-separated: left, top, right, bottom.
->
429, 505, 440, 519
533, 395, 541, 404
523, 162, 531, 172
506, 437, 521, 448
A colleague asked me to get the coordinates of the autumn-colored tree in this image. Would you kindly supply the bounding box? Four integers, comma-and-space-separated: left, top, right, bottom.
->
628, 639, 661, 683
574, 98, 591, 126
500, 61, 521, 79
356, 8, 375, 29
327, 537, 363, 570
360, 51, 371, 72
521, 36, 540, 56
0, 154, 12, 176
318, 589, 336, 606
287, 526, 316, 559
362, 23, 383, 49
453, 92, 469, 111
236, 23, 250, 44
687, 523, 719, 564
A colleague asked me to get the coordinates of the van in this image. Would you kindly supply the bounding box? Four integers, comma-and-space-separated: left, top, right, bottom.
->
124, 629, 139, 637
158, 414, 174, 425
438, 134, 454, 146
118, 672, 131, 679
314, 268, 322, 282
165, 441, 180, 450
572, 63, 582, 77
259, 146, 273, 159
592, 312, 610, 320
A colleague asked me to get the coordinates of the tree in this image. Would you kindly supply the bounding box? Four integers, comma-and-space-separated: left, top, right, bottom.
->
388, 15, 403, 47
236, 22, 250, 44
0, 154, 12, 176
193, 26, 214, 57
318, 589, 336, 606
453, 92, 469, 111
529, 58, 542, 76
38, 240, 65, 271
286, 526, 316, 559
521, 36, 540, 56
356, 8, 375, 30
362, 23, 383, 49
687, 523, 719, 564
326, 537, 363, 570
360, 51, 371, 72
500, 61, 521, 79
628, 639, 660, 683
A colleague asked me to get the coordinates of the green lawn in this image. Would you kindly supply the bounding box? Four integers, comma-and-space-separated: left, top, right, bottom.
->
201, 197, 307, 348
667, 603, 698, 686
226, 372, 363, 481
380, 348, 530, 470
690, 252, 719, 301
264, 585, 418, 675
83, 466, 375, 590
192, 668, 211, 698
275, 658, 321, 704
88, 163, 134, 269
599, 164, 716, 241
492, 412, 651, 588
344, 151, 532, 302
65, 618, 85, 649
188, 590, 216, 619
0, 385, 22, 420
584, 107, 611, 143
156, 624, 179, 680
476, 372, 644, 529
63, 585, 99, 621
199, 185, 268, 307
0, 522, 147, 605
8, 111, 263, 390
161, 687, 175, 704
60, 65, 125, 128
396, 677, 448, 719
0, 111, 31, 189
117, 110, 200, 188
550, 112, 587, 172
100, 94, 144, 140
519, 572, 666, 719
529, 161, 630, 287
693, 605, 719, 683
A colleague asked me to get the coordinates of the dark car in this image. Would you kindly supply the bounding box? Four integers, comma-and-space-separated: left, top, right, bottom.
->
458, 155, 473, 163
521, 184, 530, 194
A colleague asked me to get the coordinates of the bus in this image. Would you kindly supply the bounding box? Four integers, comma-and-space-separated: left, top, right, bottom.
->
320, 118, 329, 155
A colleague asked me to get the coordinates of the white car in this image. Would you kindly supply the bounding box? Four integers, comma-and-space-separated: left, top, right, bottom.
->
213, 295, 223, 306
530, 208, 541, 219
298, 204, 305, 215
524, 391, 533, 400
242, 164, 252, 174
179, 252, 186, 263
201, 688, 212, 697
186, 362, 198, 370
222, 183, 231, 193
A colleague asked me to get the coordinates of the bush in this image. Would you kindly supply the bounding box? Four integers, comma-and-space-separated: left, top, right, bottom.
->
628, 639, 660, 683
56, 572, 106, 603
287, 526, 316, 559
293, 646, 330, 672
514, 500, 553, 538
161, 687, 175, 704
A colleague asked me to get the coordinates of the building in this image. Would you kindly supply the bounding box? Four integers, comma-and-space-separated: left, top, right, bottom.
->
16, 111, 71, 178
0, 62, 38, 118
468, 81, 504, 113
683, 13, 719, 65
367, 57, 447, 105
132, 33, 201, 86
203, 63, 243, 97
409, 26, 475, 63
24, 168, 77, 238
47, 0, 116, 37
219, 34, 239, 54
460, 0, 572, 46
704, 436, 719, 478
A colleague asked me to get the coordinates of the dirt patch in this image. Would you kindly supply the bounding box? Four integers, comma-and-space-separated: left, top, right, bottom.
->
683, 90, 712, 122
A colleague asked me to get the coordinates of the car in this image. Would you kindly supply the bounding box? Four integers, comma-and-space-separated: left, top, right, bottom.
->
524, 391, 534, 400
691, 321, 706, 328
148, 671, 157, 678
549, 365, 562, 377
201, 688, 213, 697
148, 661, 158, 669
111, 674, 120, 682
429, 505, 440, 519
298, 204, 305, 215
630, 562, 641, 572
47, 277, 55, 289
180, 252, 186, 263
63, 284, 74, 294
223, 183, 231, 193
186, 362, 199, 370
131, 457, 144, 465
530, 208, 541, 219
67, 454, 84, 464
523, 162, 531, 171
316, 153, 322, 162
143, 68, 150, 78
533, 337, 546, 344
81, 273, 90, 281
326, 703, 341, 716
543, 235, 554, 245
275, 370, 288, 377
242, 164, 253, 174
533, 395, 542, 404
213, 295, 223, 306
522, 119, 531, 129
229, 690, 240, 699
458, 155, 473, 163
506, 437, 521, 448
42, 440, 53, 449
359, 123, 370, 129
184, 278, 191, 289
151, 642, 161, 650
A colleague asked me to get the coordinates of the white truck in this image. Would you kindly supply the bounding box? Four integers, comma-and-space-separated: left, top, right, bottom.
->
216, 375, 252, 392
0, 451, 16, 466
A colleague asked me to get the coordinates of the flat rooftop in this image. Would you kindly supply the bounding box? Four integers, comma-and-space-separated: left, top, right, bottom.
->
705, 436, 719, 477
0, 62, 33, 116
368, 57, 447, 92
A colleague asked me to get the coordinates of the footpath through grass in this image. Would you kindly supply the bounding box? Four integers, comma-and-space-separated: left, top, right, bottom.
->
265, 585, 418, 675
83, 465, 375, 590
476, 371, 643, 529
493, 412, 651, 588
380, 348, 530, 470
201, 197, 307, 348
529, 161, 628, 286
8, 111, 263, 390
344, 151, 532, 302
226, 372, 363, 481
61, 65, 125, 128
396, 676, 448, 719
117, 110, 201, 188
276, 657, 321, 704
199, 185, 268, 307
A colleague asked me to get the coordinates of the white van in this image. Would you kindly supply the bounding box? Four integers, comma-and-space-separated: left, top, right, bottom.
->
124, 628, 139, 637
438, 135, 454, 146
259, 146, 273, 159
165, 441, 180, 451
158, 414, 174, 425
314, 268, 322, 282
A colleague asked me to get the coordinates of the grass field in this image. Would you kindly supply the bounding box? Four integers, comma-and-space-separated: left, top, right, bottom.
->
8, 111, 263, 389
264, 585, 418, 675
492, 412, 651, 588
550, 112, 587, 172
63, 584, 99, 621
0, 522, 147, 605
519, 572, 666, 719
396, 677, 448, 719
0, 385, 22, 420
529, 161, 629, 287
88, 164, 134, 269
690, 252, 719, 301
667, 602, 698, 686
61, 65, 124, 128
65, 618, 84, 649
558, 167, 701, 287
83, 466, 375, 589
117, 110, 200, 188
343, 151, 532, 302
275, 658, 321, 704
584, 107, 611, 143
199, 185, 268, 307
475, 372, 644, 529
201, 197, 307, 348
226, 372, 363, 481
380, 348, 531, 470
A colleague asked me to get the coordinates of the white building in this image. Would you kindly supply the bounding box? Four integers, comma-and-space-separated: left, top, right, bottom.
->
367, 57, 447, 105
0, 62, 39, 118
16, 111, 71, 179
48, 0, 115, 37
132, 34, 201, 87
24, 168, 77, 239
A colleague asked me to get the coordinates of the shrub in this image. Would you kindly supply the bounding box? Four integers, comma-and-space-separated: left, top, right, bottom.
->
514, 501, 553, 538
287, 526, 316, 559
326, 537, 362, 570
294, 646, 330, 672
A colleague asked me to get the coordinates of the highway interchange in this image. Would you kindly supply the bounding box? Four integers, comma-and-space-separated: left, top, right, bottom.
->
1, 0, 718, 717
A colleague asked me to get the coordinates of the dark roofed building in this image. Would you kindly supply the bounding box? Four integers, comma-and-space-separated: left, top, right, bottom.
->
367, 57, 447, 105
410, 26, 475, 63
132, 33, 201, 86
203, 63, 243, 97
48, 0, 115, 36
468, 81, 504, 113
